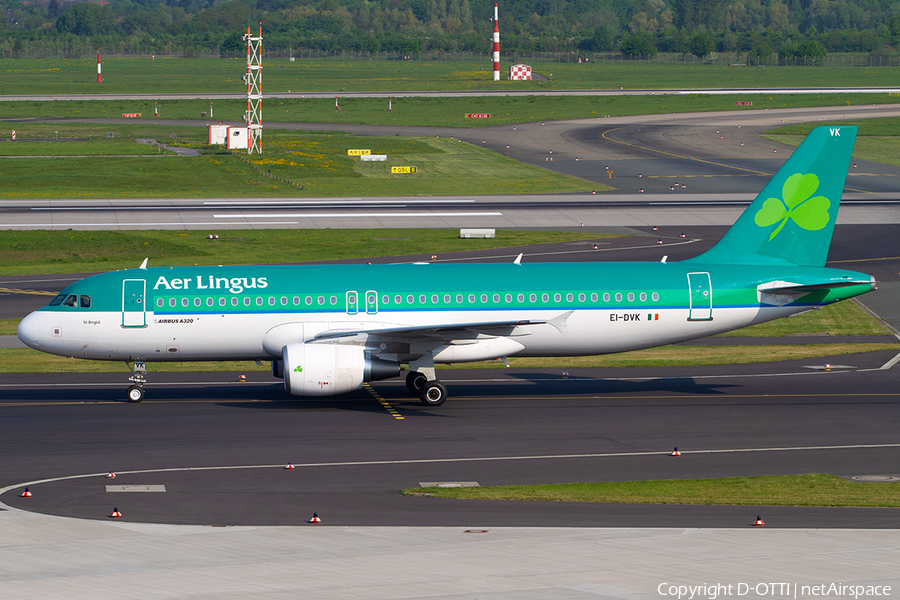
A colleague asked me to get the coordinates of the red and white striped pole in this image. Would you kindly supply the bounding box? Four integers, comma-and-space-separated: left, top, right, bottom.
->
492, 3, 500, 81
97, 52, 102, 83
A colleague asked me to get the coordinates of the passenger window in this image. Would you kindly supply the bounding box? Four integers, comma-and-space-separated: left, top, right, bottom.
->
169, 298, 176, 307
468, 294, 475, 303
530, 293, 536, 302
652, 292, 659, 301
256, 297, 263, 306
219, 298, 226, 307
194, 298, 201, 307
542, 293, 549, 302
554, 293, 561, 302
444, 294, 451, 303
456, 294, 463, 303
505, 294, 512, 302
317, 296, 324, 305
481, 294, 488, 303
306, 297, 312, 305
181, 298, 188, 307
80, 295, 91, 308
591, 293, 598, 302
566, 293, 573, 302
419, 295, 426, 304
330, 296, 336, 305
407, 295, 414, 304
382, 295, 389, 304
269, 297, 275, 306
432, 295, 439, 304
492, 294, 500, 303
244, 297, 251, 306
603, 293, 610, 302
395, 295, 402, 304
615, 293, 623, 302
293, 297, 300, 305
281, 297, 287, 306
627, 293, 634, 301
231, 298, 238, 306
207, 298, 214, 307
640, 292, 647, 302
578, 293, 585, 302
518, 294, 524, 302
157, 298, 164, 308
62, 294, 77, 307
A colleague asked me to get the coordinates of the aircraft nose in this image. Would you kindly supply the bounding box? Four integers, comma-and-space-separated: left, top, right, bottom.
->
17, 312, 43, 350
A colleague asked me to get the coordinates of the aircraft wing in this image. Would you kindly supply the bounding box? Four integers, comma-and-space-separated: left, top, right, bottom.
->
312, 319, 548, 340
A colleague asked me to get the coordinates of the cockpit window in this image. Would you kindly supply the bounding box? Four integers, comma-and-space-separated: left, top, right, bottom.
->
80, 295, 91, 308
61, 294, 77, 307
49, 293, 66, 306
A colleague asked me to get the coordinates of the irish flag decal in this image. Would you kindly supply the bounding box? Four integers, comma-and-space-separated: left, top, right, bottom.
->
648, 313, 659, 321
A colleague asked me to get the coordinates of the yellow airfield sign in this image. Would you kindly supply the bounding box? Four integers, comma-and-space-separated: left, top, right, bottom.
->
391, 166, 417, 174
347, 149, 371, 155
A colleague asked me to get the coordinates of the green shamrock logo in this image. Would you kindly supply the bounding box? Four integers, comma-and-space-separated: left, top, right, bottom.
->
293, 365, 303, 373
754, 173, 831, 240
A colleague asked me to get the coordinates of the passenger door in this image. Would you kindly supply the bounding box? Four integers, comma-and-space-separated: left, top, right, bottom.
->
122, 279, 146, 327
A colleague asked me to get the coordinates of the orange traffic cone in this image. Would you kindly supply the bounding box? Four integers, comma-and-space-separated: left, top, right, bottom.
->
110, 507, 122, 518
753, 515, 765, 526
20, 487, 32, 498
670, 447, 681, 457
285, 463, 295, 470
308, 512, 321, 523
106, 471, 116, 479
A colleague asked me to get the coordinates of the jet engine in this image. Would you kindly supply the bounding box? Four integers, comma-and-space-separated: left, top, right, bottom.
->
282, 343, 399, 396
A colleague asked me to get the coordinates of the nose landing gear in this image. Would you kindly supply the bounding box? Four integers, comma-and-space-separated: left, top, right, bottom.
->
126, 361, 146, 403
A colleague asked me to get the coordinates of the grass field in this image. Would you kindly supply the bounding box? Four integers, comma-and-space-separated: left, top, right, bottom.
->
3, 93, 898, 128
405, 474, 900, 507
0, 124, 599, 199
0, 228, 615, 275
4, 58, 900, 95
765, 118, 900, 166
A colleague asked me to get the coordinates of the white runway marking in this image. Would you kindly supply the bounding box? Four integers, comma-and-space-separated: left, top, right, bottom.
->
213, 212, 503, 218
3, 442, 900, 513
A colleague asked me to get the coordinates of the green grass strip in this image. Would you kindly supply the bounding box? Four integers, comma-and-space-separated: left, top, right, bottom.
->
405, 474, 900, 507
0, 229, 615, 276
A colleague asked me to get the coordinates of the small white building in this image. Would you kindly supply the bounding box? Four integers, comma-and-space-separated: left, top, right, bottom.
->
225, 126, 249, 150
208, 124, 228, 145
509, 64, 532, 81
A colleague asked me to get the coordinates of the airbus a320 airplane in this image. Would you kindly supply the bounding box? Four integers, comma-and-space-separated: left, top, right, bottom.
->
18, 126, 875, 406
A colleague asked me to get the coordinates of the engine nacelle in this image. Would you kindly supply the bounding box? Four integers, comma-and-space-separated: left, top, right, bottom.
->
282, 343, 399, 396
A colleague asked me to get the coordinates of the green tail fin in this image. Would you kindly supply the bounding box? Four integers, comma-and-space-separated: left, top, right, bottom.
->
688, 125, 857, 267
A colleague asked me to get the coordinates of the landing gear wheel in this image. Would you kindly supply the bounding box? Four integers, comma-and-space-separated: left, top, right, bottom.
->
406, 371, 427, 394
126, 385, 144, 403
419, 381, 447, 407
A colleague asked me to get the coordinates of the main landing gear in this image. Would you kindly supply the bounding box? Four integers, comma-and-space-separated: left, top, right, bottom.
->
406, 370, 447, 407
126, 361, 146, 403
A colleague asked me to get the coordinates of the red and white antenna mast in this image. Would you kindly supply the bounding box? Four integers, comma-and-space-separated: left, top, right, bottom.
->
97, 52, 102, 83
244, 22, 263, 154
492, 4, 500, 81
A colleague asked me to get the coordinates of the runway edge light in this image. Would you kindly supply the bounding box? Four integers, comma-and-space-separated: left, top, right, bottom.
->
20, 487, 32, 498
753, 515, 765, 526
670, 447, 681, 457
308, 512, 321, 523
110, 507, 122, 518
285, 463, 295, 470
106, 471, 116, 479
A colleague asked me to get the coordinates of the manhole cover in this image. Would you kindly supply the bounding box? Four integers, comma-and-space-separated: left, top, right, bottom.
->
849, 475, 900, 483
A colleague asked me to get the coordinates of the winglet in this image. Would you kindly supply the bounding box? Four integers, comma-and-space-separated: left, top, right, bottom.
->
513, 253, 523, 265
139, 258, 149, 270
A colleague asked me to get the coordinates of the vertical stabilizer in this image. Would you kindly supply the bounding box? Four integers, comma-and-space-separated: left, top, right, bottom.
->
688, 125, 857, 267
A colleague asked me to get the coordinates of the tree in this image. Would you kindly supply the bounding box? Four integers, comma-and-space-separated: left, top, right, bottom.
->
56, 3, 113, 36
690, 31, 714, 58
619, 32, 657, 57
749, 41, 772, 65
